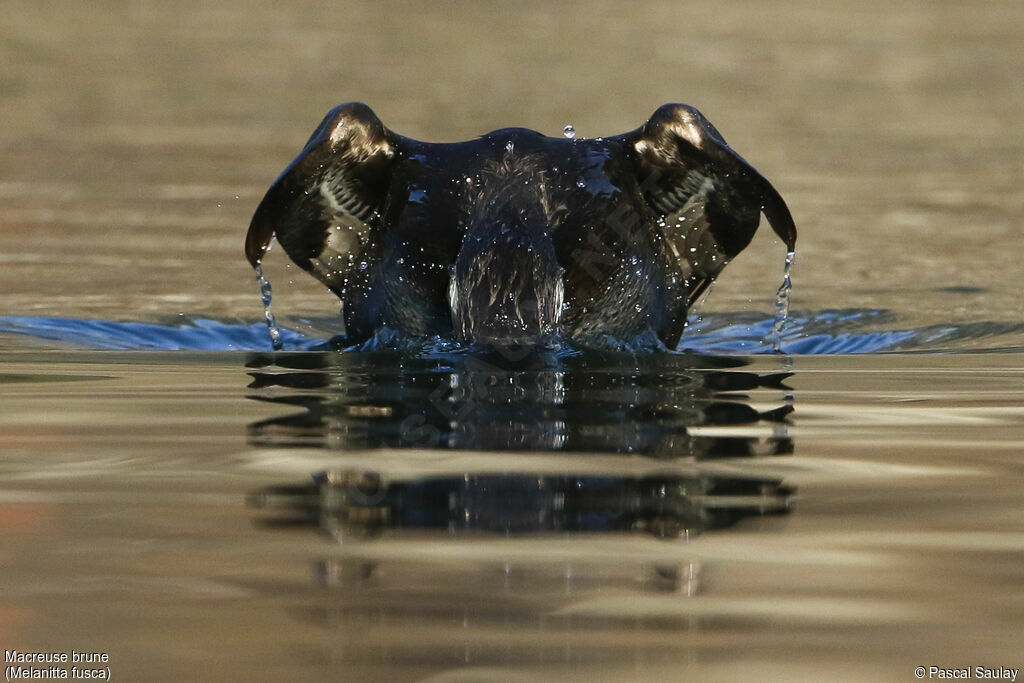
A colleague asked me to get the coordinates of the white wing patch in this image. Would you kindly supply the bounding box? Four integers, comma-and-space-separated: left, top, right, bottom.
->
319, 179, 349, 215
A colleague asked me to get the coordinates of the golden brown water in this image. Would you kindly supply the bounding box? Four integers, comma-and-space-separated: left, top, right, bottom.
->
1, 1, 1023, 681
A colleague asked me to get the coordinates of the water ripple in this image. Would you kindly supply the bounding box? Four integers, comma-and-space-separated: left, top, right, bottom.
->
0, 315, 317, 351
1, 310, 1022, 354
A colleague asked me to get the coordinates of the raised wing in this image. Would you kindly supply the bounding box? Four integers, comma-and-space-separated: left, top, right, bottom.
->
245, 102, 397, 297
627, 103, 796, 308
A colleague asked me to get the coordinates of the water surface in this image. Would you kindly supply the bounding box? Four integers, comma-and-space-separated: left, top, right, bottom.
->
1, 0, 1023, 681
2, 350, 1022, 682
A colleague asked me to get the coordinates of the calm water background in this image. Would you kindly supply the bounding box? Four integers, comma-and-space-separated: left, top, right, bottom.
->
1, 1, 1022, 681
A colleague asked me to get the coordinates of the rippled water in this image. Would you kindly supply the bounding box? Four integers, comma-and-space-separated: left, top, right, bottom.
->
3, 349, 1022, 681
3, 308, 1024, 354
2, 0, 1023, 681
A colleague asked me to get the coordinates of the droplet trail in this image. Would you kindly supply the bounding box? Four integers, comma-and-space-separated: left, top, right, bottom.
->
771, 251, 796, 353
254, 262, 283, 351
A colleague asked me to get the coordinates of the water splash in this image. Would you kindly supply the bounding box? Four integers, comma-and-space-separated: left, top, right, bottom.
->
255, 262, 283, 351
770, 251, 796, 353
562, 125, 576, 140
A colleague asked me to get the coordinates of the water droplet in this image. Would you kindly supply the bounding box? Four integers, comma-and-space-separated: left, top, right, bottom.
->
770, 251, 796, 353
562, 124, 576, 139
254, 262, 283, 351
359, 261, 369, 270
575, 179, 586, 189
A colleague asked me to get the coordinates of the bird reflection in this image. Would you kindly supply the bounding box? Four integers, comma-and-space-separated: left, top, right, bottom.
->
245, 348, 798, 667
250, 469, 792, 541
246, 348, 795, 542
245, 349, 793, 458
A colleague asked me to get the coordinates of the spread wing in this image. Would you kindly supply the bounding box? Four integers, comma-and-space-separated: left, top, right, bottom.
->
626, 104, 797, 309
245, 102, 397, 297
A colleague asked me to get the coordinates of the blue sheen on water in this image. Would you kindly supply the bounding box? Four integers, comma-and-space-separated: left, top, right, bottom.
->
0, 315, 318, 351
2, 310, 1023, 354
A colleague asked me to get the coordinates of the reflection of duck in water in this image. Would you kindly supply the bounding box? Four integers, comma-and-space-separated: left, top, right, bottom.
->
250, 469, 794, 540
246, 103, 796, 348
245, 351, 793, 457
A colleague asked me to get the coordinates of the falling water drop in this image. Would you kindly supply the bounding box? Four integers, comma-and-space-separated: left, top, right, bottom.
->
254, 262, 283, 351
771, 251, 796, 353
562, 124, 576, 139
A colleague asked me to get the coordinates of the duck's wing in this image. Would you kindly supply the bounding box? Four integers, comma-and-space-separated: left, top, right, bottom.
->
245, 102, 398, 296
622, 103, 796, 309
